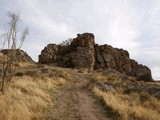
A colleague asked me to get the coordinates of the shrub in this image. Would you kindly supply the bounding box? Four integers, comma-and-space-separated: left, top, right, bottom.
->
15, 72, 24, 77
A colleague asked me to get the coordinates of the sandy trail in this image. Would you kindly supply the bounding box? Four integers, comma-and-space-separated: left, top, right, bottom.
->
48, 73, 110, 120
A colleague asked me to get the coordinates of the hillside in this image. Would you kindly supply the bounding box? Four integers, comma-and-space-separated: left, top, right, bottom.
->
0, 33, 159, 120
1, 0, 160, 119
0, 63, 159, 120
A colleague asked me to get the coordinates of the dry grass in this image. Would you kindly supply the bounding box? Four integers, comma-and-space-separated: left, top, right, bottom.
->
78, 68, 88, 73
93, 87, 160, 120
14, 62, 37, 69
0, 64, 71, 120
90, 72, 160, 120
90, 73, 107, 82
90, 72, 123, 82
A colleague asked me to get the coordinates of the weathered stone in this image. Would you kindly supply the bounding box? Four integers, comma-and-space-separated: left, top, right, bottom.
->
135, 65, 152, 82
70, 33, 95, 70
39, 44, 58, 64
38, 33, 153, 81
39, 33, 95, 71
94, 44, 132, 74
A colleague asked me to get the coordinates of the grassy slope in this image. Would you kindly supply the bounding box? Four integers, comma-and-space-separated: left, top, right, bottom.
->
0, 63, 160, 120
0, 63, 72, 120
90, 72, 160, 120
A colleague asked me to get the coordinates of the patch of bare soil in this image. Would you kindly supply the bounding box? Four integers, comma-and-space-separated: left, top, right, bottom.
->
48, 73, 110, 120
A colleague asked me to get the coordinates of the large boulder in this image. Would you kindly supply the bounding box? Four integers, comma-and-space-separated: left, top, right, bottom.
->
38, 33, 153, 81
136, 65, 152, 82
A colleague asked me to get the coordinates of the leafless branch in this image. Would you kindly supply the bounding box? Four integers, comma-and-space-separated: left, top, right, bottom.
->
0, 11, 28, 93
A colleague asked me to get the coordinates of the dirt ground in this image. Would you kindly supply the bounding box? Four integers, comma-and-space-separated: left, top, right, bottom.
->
47, 72, 110, 120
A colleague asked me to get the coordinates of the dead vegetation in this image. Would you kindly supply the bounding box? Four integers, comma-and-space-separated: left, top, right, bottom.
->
0, 63, 72, 120
0, 61, 159, 120
93, 87, 160, 120
89, 71, 160, 120
0, 12, 28, 92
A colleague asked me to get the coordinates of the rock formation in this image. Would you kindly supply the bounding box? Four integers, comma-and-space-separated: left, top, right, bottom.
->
39, 33, 152, 81
39, 44, 58, 64
39, 33, 95, 70
1, 49, 35, 63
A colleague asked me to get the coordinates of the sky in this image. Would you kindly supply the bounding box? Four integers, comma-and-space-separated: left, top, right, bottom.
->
0, 0, 160, 80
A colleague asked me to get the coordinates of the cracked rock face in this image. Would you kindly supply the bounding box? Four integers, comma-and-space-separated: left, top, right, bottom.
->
39, 33, 152, 81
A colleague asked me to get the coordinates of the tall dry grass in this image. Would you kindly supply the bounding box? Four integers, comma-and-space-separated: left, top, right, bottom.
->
0, 74, 67, 120
93, 87, 160, 120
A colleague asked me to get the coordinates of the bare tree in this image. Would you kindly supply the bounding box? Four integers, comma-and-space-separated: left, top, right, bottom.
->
0, 11, 28, 92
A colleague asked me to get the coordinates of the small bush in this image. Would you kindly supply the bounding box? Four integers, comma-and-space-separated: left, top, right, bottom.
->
59, 38, 73, 46
15, 72, 24, 77
41, 68, 49, 74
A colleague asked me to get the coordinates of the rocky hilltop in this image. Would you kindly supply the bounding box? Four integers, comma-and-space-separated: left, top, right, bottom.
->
39, 33, 152, 82
1, 49, 35, 63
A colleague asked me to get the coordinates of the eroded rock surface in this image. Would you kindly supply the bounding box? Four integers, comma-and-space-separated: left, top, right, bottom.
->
39, 33, 152, 81
39, 44, 58, 64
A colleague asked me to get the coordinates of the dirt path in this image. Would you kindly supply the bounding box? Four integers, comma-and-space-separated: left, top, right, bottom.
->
48, 73, 110, 120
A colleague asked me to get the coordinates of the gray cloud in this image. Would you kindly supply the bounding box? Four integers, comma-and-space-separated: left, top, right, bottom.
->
0, 0, 160, 80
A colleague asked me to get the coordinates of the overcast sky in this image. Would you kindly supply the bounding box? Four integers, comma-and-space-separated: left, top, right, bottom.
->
0, 0, 160, 80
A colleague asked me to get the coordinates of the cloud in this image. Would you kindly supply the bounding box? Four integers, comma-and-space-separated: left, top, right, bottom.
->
0, 0, 160, 80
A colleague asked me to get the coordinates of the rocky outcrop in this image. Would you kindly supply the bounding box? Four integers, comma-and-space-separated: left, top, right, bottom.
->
94, 44, 131, 72
1, 49, 34, 63
39, 33, 152, 81
130, 63, 152, 82
69, 33, 95, 70
94, 45, 152, 82
39, 33, 95, 70
39, 44, 58, 64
